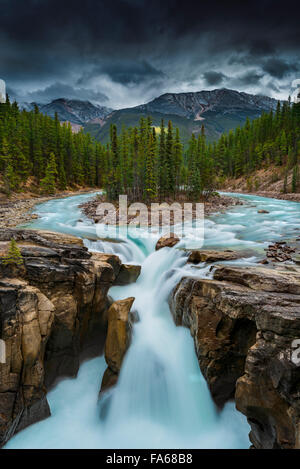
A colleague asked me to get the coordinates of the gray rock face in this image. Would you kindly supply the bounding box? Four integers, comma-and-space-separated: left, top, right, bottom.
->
135, 88, 280, 120
170, 263, 300, 449
20, 98, 113, 125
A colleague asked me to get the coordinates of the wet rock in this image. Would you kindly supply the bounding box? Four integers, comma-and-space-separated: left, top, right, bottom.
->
188, 249, 245, 264
170, 263, 300, 448
100, 297, 135, 393
264, 241, 297, 263
155, 233, 180, 250
100, 368, 119, 393
114, 264, 141, 286
258, 259, 269, 265
104, 297, 135, 373
258, 209, 270, 214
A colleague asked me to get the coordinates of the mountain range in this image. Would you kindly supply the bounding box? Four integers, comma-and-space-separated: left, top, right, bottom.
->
21, 89, 281, 143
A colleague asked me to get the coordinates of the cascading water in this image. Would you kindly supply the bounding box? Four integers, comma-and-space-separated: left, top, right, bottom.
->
5, 191, 300, 449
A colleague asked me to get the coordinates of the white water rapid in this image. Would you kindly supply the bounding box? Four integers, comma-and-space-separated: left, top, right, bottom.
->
4, 192, 300, 449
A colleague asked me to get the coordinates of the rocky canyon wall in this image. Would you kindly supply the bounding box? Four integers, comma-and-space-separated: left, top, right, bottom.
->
170, 262, 300, 449
0, 228, 138, 447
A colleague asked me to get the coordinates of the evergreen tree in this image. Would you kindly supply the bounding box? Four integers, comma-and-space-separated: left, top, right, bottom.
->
40, 153, 57, 194
292, 165, 298, 193
144, 133, 157, 201
2, 239, 23, 265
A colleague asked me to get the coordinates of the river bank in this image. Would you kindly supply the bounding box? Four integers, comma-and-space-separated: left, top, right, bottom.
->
0, 188, 99, 228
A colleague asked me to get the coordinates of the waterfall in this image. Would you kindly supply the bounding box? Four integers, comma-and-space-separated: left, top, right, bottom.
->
7, 191, 300, 449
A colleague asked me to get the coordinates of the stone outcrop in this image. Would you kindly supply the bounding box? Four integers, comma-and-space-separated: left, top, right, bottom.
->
114, 264, 141, 286
187, 249, 251, 264
170, 263, 300, 449
100, 297, 135, 393
0, 228, 124, 447
155, 233, 180, 250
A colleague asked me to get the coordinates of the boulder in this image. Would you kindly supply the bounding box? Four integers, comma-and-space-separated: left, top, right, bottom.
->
114, 264, 141, 285
170, 263, 300, 448
188, 249, 246, 264
258, 209, 270, 214
155, 233, 180, 250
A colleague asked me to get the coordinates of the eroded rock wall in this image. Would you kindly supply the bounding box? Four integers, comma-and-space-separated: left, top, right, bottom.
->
0, 229, 123, 446
170, 264, 300, 449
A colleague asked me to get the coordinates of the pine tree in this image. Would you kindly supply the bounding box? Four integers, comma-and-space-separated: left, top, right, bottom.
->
283, 171, 288, 194
144, 133, 157, 201
292, 165, 298, 193
2, 239, 23, 265
40, 153, 57, 194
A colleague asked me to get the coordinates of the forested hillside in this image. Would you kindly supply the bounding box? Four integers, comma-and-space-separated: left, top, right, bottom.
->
214, 98, 300, 192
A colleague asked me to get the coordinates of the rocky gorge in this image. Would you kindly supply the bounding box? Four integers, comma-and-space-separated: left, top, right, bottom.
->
0, 227, 139, 447
1, 191, 300, 450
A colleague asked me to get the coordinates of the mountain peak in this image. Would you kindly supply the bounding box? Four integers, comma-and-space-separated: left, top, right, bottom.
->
136, 88, 279, 120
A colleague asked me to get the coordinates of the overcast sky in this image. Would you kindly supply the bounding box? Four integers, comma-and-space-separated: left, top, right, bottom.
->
1, 0, 299, 109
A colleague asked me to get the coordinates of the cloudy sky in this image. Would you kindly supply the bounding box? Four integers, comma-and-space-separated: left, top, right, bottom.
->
1, 0, 299, 109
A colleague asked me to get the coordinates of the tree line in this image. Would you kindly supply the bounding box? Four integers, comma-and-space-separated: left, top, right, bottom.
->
0, 94, 299, 199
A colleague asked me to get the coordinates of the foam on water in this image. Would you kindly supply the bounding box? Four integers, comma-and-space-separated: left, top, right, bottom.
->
6, 191, 300, 449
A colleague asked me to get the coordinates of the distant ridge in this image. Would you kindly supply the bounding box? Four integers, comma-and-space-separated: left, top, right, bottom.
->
19, 88, 282, 142
20, 98, 113, 126
87, 88, 281, 143
133, 88, 279, 120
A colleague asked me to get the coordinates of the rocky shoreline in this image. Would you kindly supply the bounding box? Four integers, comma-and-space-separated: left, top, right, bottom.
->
0, 189, 99, 229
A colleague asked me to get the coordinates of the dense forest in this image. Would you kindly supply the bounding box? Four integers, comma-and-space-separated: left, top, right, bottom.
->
0, 96, 214, 200
213, 97, 300, 191
0, 94, 299, 200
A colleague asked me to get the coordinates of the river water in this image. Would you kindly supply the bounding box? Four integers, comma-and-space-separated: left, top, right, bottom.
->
5, 192, 300, 449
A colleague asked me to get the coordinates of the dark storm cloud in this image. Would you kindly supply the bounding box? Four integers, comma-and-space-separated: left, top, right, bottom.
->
9, 82, 109, 105
0, 0, 299, 106
77, 61, 164, 86
262, 58, 299, 79
236, 72, 264, 86
203, 72, 226, 86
